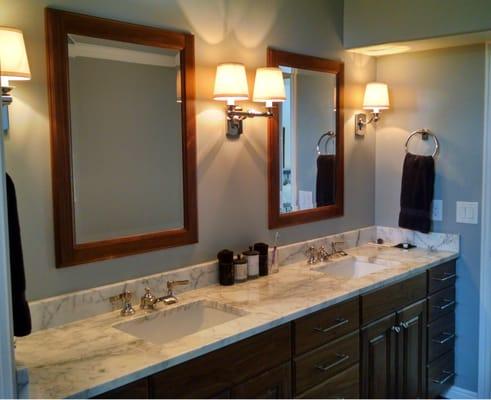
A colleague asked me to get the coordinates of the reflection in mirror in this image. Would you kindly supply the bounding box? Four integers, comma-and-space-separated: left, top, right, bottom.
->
279, 67, 337, 214
67, 35, 184, 243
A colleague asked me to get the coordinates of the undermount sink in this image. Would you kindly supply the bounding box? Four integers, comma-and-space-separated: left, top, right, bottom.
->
114, 300, 247, 345
312, 256, 399, 279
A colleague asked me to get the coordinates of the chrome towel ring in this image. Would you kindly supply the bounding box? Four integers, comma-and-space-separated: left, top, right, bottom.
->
316, 131, 336, 155
405, 128, 440, 158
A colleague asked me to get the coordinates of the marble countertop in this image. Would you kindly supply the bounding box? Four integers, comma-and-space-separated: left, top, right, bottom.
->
15, 245, 458, 399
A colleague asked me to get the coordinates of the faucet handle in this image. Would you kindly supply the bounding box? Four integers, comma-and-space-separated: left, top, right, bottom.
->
166, 280, 190, 295
305, 245, 318, 264
110, 290, 135, 316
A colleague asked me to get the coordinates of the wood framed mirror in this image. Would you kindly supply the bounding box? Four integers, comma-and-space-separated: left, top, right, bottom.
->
45, 8, 197, 267
267, 48, 344, 229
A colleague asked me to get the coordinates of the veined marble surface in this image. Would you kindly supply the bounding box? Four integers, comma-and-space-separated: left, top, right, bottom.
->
16, 244, 458, 399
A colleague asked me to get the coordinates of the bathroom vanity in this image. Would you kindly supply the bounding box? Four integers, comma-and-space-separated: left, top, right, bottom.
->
95, 260, 455, 399
16, 239, 457, 399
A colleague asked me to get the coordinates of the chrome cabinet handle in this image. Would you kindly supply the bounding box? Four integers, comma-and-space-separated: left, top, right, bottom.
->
432, 370, 455, 385
431, 272, 457, 282
315, 353, 350, 372
392, 325, 401, 333
314, 317, 349, 334
432, 331, 455, 345
432, 299, 456, 311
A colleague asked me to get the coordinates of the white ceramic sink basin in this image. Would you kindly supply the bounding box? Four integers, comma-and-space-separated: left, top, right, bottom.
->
313, 256, 399, 279
114, 300, 246, 345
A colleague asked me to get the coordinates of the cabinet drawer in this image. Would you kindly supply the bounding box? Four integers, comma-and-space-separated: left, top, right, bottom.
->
231, 362, 291, 399
427, 351, 455, 398
294, 297, 359, 355
428, 260, 456, 294
361, 273, 426, 325
297, 363, 359, 399
428, 286, 456, 322
294, 331, 359, 394
95, 379, 149, 399
428, 313, 455, 363
150, 324, 291, 398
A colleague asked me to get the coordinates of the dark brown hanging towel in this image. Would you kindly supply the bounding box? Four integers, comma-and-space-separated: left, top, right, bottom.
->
316, 154, 336, 207
398, 154, 435, 234
6, 173, 31, 337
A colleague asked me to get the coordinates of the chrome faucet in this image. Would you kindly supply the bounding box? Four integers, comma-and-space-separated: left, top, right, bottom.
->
139, 280, 190, 310
110, 290, 136, 316
331, 241, 348, 257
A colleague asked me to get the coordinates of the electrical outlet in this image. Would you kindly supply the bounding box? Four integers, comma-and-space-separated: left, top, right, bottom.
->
456, 201, 479, 224
432, 200, 443, 221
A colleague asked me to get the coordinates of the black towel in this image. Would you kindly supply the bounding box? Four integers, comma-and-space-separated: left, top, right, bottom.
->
316, 155, 336, 207
6, 174, 31, 337
398, 154, 435, 234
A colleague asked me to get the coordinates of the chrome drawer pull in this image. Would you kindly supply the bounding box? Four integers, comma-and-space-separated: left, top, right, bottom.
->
431, 272, 457, 282
432, 331, 455, 345
314, 317, 349, 334
432, 370, 455, 385
432, 299, 456, 311
315, 353, 350, 372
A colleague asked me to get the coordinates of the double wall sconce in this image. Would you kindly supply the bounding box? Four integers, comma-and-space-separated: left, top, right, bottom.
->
355, 82, 390, 136
213, 63, 286, 139
0, 27, 31, 132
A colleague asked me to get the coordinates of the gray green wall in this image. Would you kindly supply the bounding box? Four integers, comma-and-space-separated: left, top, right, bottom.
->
375, 44, 485, 392
1, 0, 376, 300
344, 0, 491, 48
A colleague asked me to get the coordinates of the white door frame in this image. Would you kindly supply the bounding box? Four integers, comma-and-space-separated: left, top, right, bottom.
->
0, 111, 16, 395
478, 42, 491, 399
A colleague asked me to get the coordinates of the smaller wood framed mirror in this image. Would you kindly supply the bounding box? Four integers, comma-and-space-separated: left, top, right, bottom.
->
45, 8, 197, 267
267, 48, 344, 228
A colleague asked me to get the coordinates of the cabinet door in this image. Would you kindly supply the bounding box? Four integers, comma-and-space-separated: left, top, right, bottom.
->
361, 313, 398, 398
396, 299, 427, 398
231, 363, 291, 399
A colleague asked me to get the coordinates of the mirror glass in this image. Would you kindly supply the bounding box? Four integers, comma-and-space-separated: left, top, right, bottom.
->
68, 34, 183, 243
278, 66, 337, 214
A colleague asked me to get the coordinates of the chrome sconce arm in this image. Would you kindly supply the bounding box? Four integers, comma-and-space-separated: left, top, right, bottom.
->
1, 86, 13, 132
354, 111, 380, 136
225, 104, 274, 139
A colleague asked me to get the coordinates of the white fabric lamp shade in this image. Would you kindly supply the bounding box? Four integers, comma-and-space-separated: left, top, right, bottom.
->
253, 67, 286, 107
363, 82, 389, 113
213, 63, 249, 104
0, 27, 31, 86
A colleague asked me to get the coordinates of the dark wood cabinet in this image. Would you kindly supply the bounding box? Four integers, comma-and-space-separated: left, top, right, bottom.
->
396, 299, 427, 398
149, 325, 291, 398
94, 379, 149, 399
95, 260, 456, 400
361, 313, 398, 398
231, 363, 291, 399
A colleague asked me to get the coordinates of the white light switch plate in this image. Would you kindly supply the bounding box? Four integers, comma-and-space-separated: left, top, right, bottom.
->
456, 201, 479, 224
432, 200, 443, 221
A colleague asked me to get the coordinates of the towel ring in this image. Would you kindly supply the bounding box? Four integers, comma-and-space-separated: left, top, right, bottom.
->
316, 131, 336, 155
405, 128, 440, 158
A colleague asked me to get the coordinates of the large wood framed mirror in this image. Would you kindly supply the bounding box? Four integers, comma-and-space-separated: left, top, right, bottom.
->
45, 9, 197, 267
268, 48, 344, 228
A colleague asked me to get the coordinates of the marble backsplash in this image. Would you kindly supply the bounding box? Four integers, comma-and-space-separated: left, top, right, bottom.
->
27, 225, 459, 332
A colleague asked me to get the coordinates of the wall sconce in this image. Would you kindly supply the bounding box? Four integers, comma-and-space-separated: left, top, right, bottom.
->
355, 82, 390, 136
213, 63, 285, 139
0, 27, 31, 133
